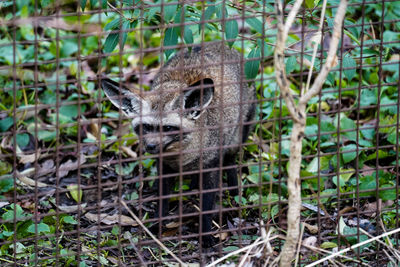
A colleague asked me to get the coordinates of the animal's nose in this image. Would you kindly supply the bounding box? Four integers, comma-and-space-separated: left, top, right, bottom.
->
145, 143, 159, 153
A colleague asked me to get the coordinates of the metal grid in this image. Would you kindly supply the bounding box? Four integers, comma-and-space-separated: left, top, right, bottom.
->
0, 0, 399, 265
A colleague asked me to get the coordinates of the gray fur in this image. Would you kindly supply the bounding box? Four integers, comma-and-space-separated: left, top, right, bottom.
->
101, 42, 256, 247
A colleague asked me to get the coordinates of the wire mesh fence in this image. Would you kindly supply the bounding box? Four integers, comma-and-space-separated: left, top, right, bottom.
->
0, 0, 399, 265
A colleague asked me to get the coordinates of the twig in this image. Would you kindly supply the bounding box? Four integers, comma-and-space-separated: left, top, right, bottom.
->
299, 0, 348, 107
302, 244, 369, 266
294, 223, 305, 266
274, 0, 303, 123
274, 0, 348, 266
207, 233, 281, 267
360, 227, 400, 261
304, 0, 328, 95
107, 2, 133, 22
120, 200, 188, 267
125, 232, 147, 266
305, 227, 400, 267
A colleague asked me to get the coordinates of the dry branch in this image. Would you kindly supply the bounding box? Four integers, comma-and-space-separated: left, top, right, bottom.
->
274, 0, 348, 266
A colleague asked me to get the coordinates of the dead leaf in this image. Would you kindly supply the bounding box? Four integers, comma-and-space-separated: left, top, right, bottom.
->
303, 222, 319, 234
215, 231, 229, 241
163, 228, 178, 237
18, 149, 41, 164
88, 122, 100, 139
302, 236, 317, 252
166, 221, 180, 229
59, 154, 86, 178
58, 203, 87, 213
84, 212, 138, 226
17, 175, 49, 188
121, 146, 137, 159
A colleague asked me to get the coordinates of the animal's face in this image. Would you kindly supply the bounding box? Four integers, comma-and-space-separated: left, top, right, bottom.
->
101, 78, 214, 156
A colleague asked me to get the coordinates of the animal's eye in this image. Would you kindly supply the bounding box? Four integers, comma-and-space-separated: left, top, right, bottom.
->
143, 124, 153, 133
135, 124, 153, 134
163, 126, 178, 132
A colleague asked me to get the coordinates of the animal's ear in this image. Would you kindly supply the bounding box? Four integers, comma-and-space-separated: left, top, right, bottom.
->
101, 78, 148, 116
183, 78, 214, 120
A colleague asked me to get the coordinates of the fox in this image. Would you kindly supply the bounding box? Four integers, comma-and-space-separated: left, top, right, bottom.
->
101, 42, 256, 247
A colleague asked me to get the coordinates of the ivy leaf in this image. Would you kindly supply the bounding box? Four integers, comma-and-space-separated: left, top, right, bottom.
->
16, 133, 29, 148
0, 117, 13, 132
225, 19, 238, 47
341, 144, 359, 163
245, 47, 261, 80
63, 215, 78, 225
27, 223, 50, 234
164, 27, 178, 59
285, 56, 297, 74
38, 130, 56, 142
343, 55, 356, 81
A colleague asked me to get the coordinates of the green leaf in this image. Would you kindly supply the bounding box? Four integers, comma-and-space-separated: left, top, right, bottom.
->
80, 0, 87, 11
183, 27, 193, 44
67, 184, 83, 203
215, 3, 227, 19
90, 0, 97, 8
341, 144, 359, 163
120, 20, 130, 50
306, 156, 331, 173
146, 6, 160, 22
59, 105, 79, 118
361, 128, 375, 140
0, 117, 13, 132
305, 0, 315, 8
0, 177, 13, 192
344, 29, 361, 46
360, 88, 377, 106
16, 133, 29, 148
246, 17, 263, 34
285, 56, 297, 74
379, 185, 397, 201
101, 0, 107, 10
62, 215, 78, 225
366, 150, 389, 161
104, 32, 119, 53
27, 222, 50, 234
225, 19, 238, 47
343, 55, 356, 81
320, 242, 337, 249
2, 205, 26, 221
388, 130, 400, 145
37, 130, 56, 142
164, 27, 178, 59
338, 115, 357, 142
204, 5, 215, 20
245, 47, 261, 80
359, 175, 376, 197
332, 172, 351, 189
41, 0, 52, 8
164, 3, 178, 21
104, 18, 124, 31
